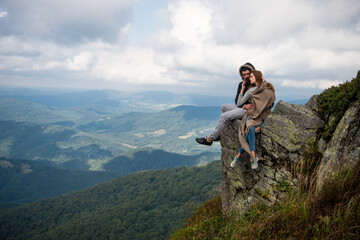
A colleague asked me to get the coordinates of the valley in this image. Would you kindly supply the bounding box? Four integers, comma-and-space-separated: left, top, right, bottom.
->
0, 89, 224, 171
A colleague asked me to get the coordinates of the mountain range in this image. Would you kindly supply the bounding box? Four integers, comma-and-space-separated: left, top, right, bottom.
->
0, 91, 224, 171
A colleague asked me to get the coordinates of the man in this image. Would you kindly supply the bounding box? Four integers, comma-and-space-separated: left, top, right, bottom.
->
196, 62, 256, 146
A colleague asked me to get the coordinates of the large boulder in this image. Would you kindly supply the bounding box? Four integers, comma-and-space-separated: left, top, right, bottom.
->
220, 100, 325, 214
316, 100, 360, 190
260, 100, 324, 162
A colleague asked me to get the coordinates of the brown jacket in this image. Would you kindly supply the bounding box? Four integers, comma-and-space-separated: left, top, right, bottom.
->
238, 81, 276, 161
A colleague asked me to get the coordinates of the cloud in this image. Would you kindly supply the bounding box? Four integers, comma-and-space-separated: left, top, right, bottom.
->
0, 0, 134, 44
151, 0, 360, 90
0, 11, 7, 18
280, 79, 342, 89
0, 0, 359, 97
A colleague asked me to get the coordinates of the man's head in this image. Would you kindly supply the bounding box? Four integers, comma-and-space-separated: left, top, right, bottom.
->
239, 62, 255, 81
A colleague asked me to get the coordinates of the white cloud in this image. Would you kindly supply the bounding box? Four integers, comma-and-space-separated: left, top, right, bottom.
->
66, 52, 95, 71
168, 0, 213, 45
0, 0, 359, 97
0, 11, 7, 18
91, 46, 176, 84
280, 79, 341, 89
0, 0, 134, 44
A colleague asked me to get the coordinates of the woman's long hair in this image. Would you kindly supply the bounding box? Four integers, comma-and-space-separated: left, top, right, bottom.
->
252, 70, 275, 92
251, 70, 264, 87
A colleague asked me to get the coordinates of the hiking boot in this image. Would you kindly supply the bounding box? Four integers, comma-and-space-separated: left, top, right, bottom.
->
251, 156, 259, 169
213, 136, 221, 141
231, 155, 240, 168
195, 137, 212, 146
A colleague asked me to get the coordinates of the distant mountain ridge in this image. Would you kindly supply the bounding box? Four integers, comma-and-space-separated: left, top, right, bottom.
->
0, 103, 221, 170
0, 87, 309, 111
0, 157, 122, 207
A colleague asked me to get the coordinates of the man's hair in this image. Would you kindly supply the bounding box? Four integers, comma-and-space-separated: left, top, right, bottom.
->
240, 62, 255, 73
239, 62, 256, 79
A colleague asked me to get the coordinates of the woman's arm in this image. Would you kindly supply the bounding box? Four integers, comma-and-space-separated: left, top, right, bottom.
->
237, 86, 257, 107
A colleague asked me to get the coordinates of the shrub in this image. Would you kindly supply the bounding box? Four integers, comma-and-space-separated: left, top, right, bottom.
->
317, 71, 360, 141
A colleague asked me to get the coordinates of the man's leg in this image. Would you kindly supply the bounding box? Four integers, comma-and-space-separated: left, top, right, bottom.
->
208, 107, 247, 140
221, 104, 238, 113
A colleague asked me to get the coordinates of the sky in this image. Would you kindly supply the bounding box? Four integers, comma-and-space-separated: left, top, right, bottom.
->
0, 0, 359, 100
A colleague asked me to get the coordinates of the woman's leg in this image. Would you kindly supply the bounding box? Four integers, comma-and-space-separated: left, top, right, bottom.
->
247, 126, 259, 169
235, 147, 244, 159
247, 127, 256, 160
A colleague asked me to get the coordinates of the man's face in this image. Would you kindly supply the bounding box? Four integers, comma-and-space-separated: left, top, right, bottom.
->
241, 70, 251, 81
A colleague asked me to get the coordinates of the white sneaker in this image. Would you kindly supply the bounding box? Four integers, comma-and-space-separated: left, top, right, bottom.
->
251, 156, 259, 169
231, 155, 239, 168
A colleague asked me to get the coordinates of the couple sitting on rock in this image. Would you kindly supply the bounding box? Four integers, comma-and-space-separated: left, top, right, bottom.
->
196, 62, 276, 169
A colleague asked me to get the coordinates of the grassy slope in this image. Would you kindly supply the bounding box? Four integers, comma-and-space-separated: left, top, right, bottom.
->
0, 160, 222, 240
0, 157, 123, 207
170, 162, 360, 240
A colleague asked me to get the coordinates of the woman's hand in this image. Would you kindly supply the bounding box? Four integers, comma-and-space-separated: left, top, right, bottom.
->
255, 126, 260, 133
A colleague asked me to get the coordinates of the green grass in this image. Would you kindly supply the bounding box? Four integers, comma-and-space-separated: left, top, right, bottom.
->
170, 159, 360, 240
317, 71, 360, 141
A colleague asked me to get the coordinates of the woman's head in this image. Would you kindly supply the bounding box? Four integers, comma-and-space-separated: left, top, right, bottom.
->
249, 70, 263, 86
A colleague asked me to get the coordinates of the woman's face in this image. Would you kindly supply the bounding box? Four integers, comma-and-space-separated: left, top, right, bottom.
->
249, 73, 256, 85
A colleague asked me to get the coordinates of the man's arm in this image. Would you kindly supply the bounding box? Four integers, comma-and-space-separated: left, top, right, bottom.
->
234, 81, 242, 104
243, 103, 253, 110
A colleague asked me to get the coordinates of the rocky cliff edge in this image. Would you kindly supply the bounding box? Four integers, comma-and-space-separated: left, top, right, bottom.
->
220, 96, 360, 214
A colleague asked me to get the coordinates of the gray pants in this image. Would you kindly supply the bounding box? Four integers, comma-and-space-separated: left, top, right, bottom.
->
208, 104, 247, 140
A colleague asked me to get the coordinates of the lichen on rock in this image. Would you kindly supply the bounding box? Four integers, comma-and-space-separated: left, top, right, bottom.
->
220, 99, 326, 214
316, 100, 360, 191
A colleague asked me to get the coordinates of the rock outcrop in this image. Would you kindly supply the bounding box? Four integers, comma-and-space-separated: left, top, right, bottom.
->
220, 96, 360, 214
316, 99, 360, 190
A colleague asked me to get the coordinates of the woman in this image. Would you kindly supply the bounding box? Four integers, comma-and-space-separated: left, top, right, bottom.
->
231, 70, 275, 169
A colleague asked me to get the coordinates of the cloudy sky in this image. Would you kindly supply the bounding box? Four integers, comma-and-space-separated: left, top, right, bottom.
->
0, 0, 359, 100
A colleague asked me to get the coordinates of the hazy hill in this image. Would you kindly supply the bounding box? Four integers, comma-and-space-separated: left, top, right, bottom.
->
0, 88, 234, 112
103, 149, 219, 174
0, 103, 221, 170
0, 157, 122, 208
0, 120, 117, 169
0, 160, 222, 240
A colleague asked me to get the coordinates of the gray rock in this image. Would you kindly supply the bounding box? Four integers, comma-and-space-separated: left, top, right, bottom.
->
316, 100, 360, 191
220, 95, 360, 214
305, 94, 320, 112
220, 100, 325, 214
261, 100, 324, 162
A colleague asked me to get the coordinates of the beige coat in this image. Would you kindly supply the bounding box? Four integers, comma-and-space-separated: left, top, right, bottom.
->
238, 81, 276, 161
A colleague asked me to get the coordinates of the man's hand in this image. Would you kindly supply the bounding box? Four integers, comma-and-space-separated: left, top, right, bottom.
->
241, 81, 246, 93
255, 126, 260, 133
243, 104, 253, 110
